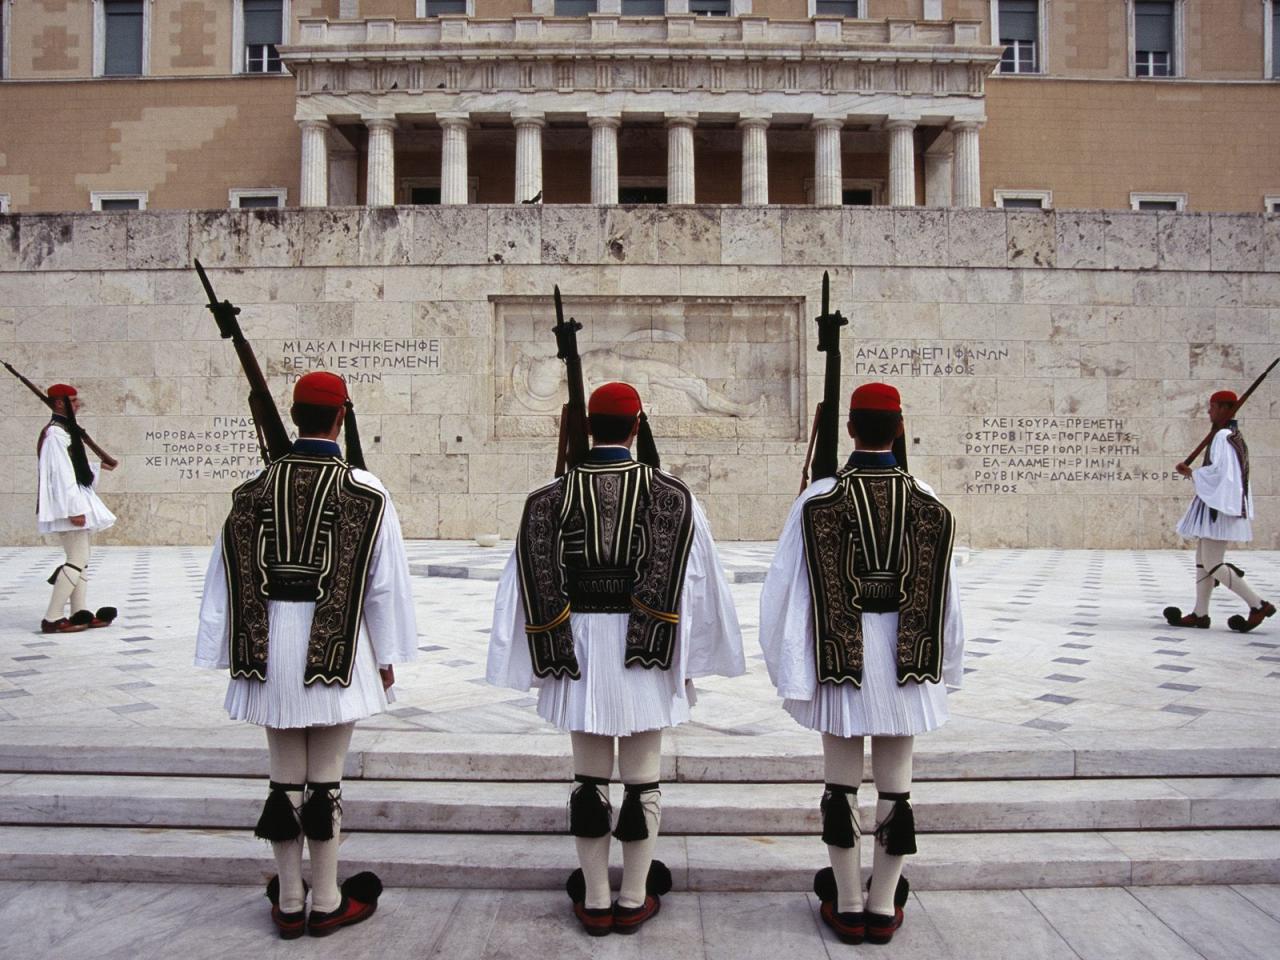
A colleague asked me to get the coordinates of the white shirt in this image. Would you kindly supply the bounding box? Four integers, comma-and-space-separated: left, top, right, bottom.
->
36, 422, 116, 535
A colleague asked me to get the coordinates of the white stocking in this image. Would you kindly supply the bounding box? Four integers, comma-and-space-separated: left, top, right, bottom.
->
1198, 538, 1263, 610
45, 530, 90, 620
305, 722, 355, 913
617, 729, 663, 909
265, 727, 307, 913
868, 735, 913, 916
822, 733, 865, 914
570, 731, 615, 910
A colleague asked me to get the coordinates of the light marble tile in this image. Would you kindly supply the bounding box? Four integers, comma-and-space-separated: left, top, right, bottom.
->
947, 209, 1006, 268
1209, 214, 1265, 273
1231, 884, 1280, 922
1006, 210, 1055, 269
126, 212, 192, 270
1054, 211, 1106, 269
1024, 887, 1205, 960
700, 893, 829, 960
722, 207, 782, 265
1103, 213, 1158, 271
914, 889, 1079, 960
1130, 885, 1280, 960
1157, 212, 1212, 271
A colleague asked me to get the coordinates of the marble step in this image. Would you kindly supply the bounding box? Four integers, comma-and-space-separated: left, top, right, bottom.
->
0, 825, 1276, 890
2, 774, 1278, 835
4, 726, 1279, 782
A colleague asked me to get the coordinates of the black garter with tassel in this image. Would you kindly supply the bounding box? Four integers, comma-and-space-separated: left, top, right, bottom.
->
820, 783, 859, 849
301, 781, 342, 841
254, 781, 303, 842
613, 781, 660, 842
568, 774, 612, 838
875, 791, 917, 856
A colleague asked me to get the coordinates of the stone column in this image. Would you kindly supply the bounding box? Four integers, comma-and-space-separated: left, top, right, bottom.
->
439, 113, 471, 205
811, 117, 844, 206
299, 119, 331, 208
950, 120, 983, 208
364, 117, 398, 207
738, 116, 770, 206
588, 114, 621, 205
924, 151, 954, 207
513, 113, 545, 204
666, 114, 697, 205
885, 118, 917, 207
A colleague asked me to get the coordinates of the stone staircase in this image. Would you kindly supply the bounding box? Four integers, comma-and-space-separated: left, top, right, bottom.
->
1, 727, 1278, 891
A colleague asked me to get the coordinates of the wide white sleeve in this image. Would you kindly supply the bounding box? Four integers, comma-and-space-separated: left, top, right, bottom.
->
361, 493, 419, 666
194, 535, 230, 670
757, 480, 834, 701
37, 431, 89, 523
681, 499, 746, 679
486, 549, 536, 692
1192, 429, 1246, 516
941, 560, 965, 689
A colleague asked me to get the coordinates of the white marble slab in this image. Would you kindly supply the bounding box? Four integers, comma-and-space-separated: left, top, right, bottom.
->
1130, 885, 1280, 960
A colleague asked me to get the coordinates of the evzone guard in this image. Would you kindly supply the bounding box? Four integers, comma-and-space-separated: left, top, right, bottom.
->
1165, 387, 1274, 631
759, 383, 965, 946
34, 383, 118, 633
488, 382, 745, 936
195, 372, 418, 939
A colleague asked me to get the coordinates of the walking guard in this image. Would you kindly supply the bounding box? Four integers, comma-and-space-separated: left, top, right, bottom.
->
759, 382, 965, 946
34, 382, 118, 633
195, 371, 418, 939
487, 381, 745, 936
1165, 387, 1275, 631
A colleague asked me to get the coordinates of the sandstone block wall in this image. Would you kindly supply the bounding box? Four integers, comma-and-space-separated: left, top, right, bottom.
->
1, 206, 1277, 548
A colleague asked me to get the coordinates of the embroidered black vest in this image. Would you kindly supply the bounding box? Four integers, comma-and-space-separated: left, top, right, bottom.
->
1202, 423, 1249, 518
515, 460, 696, 679
222, 452, 386, 687
801, 465, 954, 688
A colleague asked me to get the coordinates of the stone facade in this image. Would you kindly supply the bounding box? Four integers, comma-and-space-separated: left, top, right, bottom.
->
1, 206, 1277, 548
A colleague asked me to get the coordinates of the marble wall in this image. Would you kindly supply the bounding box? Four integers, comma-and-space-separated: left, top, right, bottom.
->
1, 206, 1277, 548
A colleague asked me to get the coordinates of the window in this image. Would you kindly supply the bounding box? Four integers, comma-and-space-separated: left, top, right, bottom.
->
0, 195, 10, 214
1265, 195, 1280, 213
803, 178, 883, 205
997, 0, 1040, 74
1134, 1, 1174, 77
1269, 0, 1279, 79
622, 0, 666, 13
230, 188, 287, 208
995, 188, 1053, 209
91, 191, 148, 211
1130, 192, 1185, 211
689, 0, 731, 14
245, 0, 284, 73
1, 0, 10, 80
103, 0, 144, 76
815, 0, 861, 15
620, 185, 668, 204
400, 177, 478, 204
421, 0, 468, 13
554, 0, 597, 14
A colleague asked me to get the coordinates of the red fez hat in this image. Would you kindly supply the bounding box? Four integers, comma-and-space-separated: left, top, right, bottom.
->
293, 371, 349, 408
850, 382, 901, 413
47, 383, 77, 399
1209, 390, 1238, 406
588, 382, 643, 417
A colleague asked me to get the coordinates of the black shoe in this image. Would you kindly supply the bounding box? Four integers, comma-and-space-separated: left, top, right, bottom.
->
1163, 606, 1209, 628
1228, 600, 1276, 633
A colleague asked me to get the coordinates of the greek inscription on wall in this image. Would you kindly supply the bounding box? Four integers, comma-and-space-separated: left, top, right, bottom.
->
280, 338, 441, 384
852, 342, 1012, 378
143, 417, 264, 483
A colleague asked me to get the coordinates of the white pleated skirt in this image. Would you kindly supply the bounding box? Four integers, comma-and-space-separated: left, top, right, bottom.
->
783, 611, 950, 737
537, 612, 690, 737
1176, 498, 1252, 542
223, 601, 390, 729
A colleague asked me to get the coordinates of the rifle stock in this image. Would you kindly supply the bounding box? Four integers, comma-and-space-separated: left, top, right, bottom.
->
3, 359, 119, 469
194, 259, 291, 464
800, 271, 849, 491
1181, 356, 1280, 466
552, 286, 589, 476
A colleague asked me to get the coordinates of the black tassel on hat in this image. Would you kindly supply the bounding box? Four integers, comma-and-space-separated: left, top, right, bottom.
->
568, 774, 612, 838
820, 783, 859, 848
875, 792, 917, 856
343, 400, 367, 470
254, 781, 303, 842
636, 412, 660, 469
301, 781, 342, 841
891, 430, 909, 472
613, 781, 660, 842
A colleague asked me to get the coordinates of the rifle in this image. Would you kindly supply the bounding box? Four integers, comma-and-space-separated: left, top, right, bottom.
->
799, 271, 848, 492
1181, 356, 1280, 466
3, 359, 119, 469
194, 259, 291, 465
552, 285, 590, 477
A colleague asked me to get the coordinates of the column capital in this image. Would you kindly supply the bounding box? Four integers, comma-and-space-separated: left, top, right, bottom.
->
883, 116, 919, 132
737, 114, 771, 130
512, 112, 546, 129
587, 113, 622, 129
810, 116, 845, 131
299, 117, 332, 132
362, 116, 398, 132
947, 118, 986, 133
665, 112, 698, 129
437, 112, 472, 130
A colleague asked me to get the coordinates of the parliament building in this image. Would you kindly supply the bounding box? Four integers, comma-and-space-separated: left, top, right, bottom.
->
0, 0, 1277, 215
